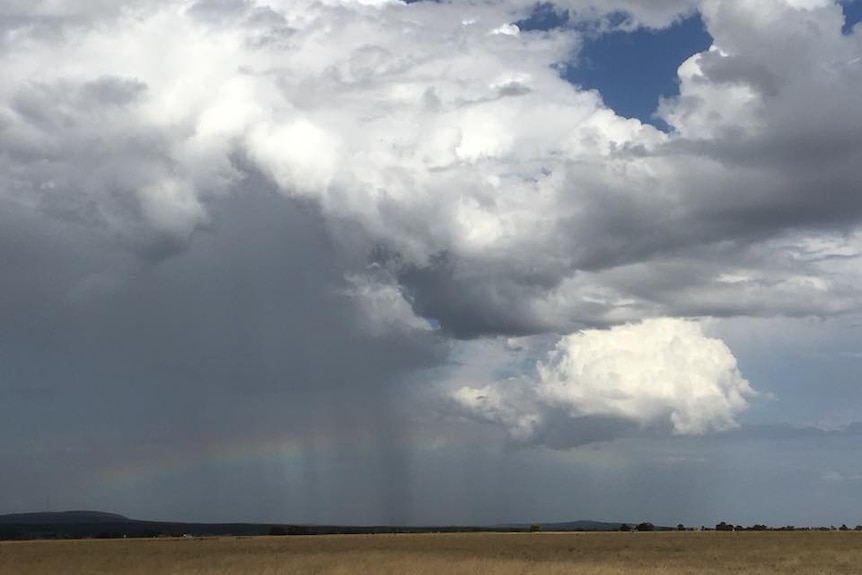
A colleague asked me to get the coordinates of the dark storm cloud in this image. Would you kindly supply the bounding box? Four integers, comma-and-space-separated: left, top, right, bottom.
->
0, 183, 444, 521
398, 253, 554, 338
1, 185, 443, 396
2, 0, 862, 524
5, 0, 861, 336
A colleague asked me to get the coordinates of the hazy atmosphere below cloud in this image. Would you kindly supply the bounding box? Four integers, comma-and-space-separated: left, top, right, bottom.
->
2, 0, 862, 527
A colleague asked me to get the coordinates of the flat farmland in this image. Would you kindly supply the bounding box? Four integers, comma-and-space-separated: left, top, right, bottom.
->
2, 531, 860, 574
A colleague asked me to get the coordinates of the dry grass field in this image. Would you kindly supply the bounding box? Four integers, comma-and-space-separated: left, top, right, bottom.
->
1, 531, 860, 575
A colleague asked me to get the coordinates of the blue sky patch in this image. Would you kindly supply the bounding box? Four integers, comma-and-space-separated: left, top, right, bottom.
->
564, 14, 712, 129
516, 3, 570, 31
842, 0, 862, 34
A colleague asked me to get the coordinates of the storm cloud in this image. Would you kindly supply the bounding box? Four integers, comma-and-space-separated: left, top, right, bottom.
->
4, 0, 862, 331
2, 0, 862, 524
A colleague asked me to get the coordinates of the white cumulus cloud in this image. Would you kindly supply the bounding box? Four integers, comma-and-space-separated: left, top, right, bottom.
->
451, 319, 755, 446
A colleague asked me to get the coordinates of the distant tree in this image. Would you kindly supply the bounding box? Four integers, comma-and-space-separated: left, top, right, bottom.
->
750, 524, 768, 531
618, 523, 632, 532
635, 522, 655, 532
840, 524, 849, 531
855, 525, 862, 531
528, 523, 543, 533
715, 522, 734, 532
269, 526, 288, 536
677, 523, 686, 531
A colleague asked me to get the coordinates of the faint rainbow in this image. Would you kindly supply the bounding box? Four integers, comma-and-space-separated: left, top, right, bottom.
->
95, 428, 466, 490
96, 430, 380, 490
95, 430, 631, 490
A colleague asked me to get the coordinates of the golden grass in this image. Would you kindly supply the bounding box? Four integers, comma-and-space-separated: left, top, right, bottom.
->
2, 531, 861, 574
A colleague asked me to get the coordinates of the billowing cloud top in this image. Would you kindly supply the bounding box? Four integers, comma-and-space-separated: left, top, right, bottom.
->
2, 0, 861, 449
3, 0, 862, 330
451, 319, 755, 446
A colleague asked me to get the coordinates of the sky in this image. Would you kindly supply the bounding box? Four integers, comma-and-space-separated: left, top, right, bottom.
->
1, 0, 862, 529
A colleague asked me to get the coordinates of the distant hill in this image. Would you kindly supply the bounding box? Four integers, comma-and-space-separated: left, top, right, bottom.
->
0, 511, 282, 540
0, 511, 129, 524
0, 510, 664, 541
